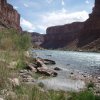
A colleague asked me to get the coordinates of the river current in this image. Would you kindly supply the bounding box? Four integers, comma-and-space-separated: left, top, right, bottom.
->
32, 50, 100, 91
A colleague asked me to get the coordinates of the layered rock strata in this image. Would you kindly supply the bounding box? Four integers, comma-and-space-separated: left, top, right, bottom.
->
41, 22, 84, 49
0, 0, 21, 31
78, 0, 100, 47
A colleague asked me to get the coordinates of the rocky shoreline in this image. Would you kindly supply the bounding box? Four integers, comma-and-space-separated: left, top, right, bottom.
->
18, 51, 100, 95
0, 51, 100, 100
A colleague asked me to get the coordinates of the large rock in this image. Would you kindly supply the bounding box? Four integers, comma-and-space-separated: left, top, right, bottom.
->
36, 58, 57, 77
37, 67, 57, 77
54, 67, 61, 71
19, 70, 35, 83
43, 59, 56, 65
41, 22, 84, 49
0, 0, 22, 31
9, 78, 20, 87
78, 0, 100, 48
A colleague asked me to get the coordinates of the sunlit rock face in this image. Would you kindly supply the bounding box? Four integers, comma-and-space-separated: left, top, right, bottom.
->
0, 0, 22, 31
78, 0, 100, 47
41, 22, 84, 49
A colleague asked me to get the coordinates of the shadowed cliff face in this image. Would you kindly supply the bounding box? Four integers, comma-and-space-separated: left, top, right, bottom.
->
31, 32, 44, 45
41, 22, 84, 49
0, 0, 22, 31
78, 0, 100, 47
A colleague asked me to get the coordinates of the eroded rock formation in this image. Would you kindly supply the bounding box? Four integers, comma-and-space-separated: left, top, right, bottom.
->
41, 22, 84, 49
78, 0, 100, 47
0, 0, 22, 31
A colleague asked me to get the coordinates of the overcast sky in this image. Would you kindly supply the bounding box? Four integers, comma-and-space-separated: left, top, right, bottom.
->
8, 0, 94, 34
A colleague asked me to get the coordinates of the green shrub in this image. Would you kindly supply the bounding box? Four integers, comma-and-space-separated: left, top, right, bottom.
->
0, 29, 32, 51
69, 90, 95, 100
38, 82, 44, 88
0, 61, 10, 89
87, 82, 95, 89
16, 59, 26, 69
95, 95, 100, 100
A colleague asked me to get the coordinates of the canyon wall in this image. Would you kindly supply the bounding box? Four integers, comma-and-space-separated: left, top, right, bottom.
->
41, 22, 84, 49
31, 32, 44, 46
0, 0, 22, 31
42, 0, 100, 51
78, 0, 100, 47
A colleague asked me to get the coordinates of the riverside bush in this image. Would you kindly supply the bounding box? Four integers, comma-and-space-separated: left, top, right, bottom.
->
0, 29, 32, 51
68, 90, 96, 100
0, 29, 32, 89
16, 59, 26, 69
87, 82, 95, 89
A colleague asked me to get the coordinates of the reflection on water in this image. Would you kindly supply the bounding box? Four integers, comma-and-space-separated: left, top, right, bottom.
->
38, 78, 85, 91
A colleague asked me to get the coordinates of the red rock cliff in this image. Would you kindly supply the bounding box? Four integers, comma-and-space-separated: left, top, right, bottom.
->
41, 22, 84, 49
0, 0, 22, 31
78, 0, 100, 47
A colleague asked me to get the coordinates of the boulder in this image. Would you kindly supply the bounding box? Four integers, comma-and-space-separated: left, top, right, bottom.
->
43, 59, 56, 65
27, 63, 37, 72
35, 57, 46, 67
35, 58, 58, 76
54, 67, 61, 71
37, 67, 57, 77
19, 70, 35, 83
9, 78, 20, 87
0, 98, 4, 100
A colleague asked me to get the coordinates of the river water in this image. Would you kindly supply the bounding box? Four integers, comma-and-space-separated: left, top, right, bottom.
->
32, 50, 100, 91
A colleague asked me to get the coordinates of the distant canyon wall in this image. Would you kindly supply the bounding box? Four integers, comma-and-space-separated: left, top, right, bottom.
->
41, 22, 84, 49
31, 32, 44, 46
0, 0, 22, 31
41, 0, 100, 51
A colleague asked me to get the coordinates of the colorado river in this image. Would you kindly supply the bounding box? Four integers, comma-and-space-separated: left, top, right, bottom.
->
32, 50, 100, 91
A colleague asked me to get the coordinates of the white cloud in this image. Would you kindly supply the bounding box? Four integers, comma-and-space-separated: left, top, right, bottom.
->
37, 25, 46, 31
62, 8, 67, 13
38, 9, 89, 33
85, 0, 89, 4
20, 17, 35, 32
23, 3, 29, 7
61, 0, 65, 6
21, 8, 89, 33
14, 6, 18, 9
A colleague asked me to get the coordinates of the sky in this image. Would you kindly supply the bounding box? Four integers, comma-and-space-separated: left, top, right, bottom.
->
7, 0, 94, 34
